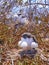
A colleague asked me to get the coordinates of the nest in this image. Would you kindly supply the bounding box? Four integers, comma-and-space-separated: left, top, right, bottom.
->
19, 49, 37, 58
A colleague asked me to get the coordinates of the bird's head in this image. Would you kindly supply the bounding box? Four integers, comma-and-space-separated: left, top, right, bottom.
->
22, 32, 32, 39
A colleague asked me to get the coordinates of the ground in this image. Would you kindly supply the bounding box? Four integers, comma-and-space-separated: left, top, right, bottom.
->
0, 22, 49, 65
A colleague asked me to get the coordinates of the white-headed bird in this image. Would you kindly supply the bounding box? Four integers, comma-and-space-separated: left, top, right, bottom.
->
18, 33, 38, 50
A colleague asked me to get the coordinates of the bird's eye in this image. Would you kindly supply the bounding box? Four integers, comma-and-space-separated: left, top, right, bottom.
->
27, 35, 31, 38
22, 34, 31, 38
23, 35, 27, 39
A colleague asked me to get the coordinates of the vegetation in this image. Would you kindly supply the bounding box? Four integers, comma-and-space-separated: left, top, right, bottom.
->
0, 20, 49, 65
0, 0, 49, 65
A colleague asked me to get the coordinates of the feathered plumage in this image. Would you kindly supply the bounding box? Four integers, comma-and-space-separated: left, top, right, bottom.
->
18, 33, 38, 49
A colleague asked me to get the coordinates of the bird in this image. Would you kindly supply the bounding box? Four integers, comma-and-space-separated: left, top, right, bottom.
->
18, 32, 38, 50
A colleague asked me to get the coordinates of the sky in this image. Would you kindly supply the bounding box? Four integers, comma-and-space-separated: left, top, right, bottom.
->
23, 0, 49, 4
12, 0, 49, 14
23, 0, 36, 3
